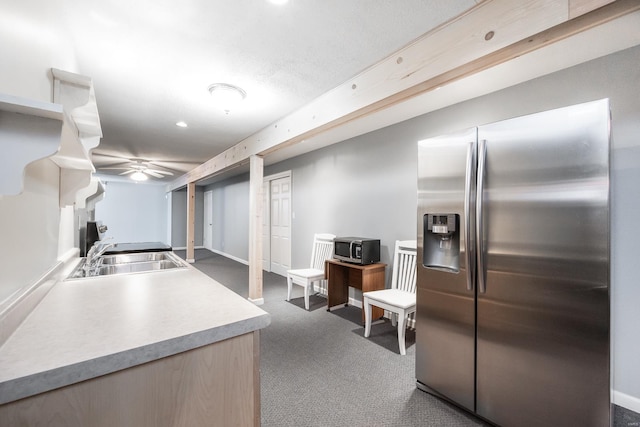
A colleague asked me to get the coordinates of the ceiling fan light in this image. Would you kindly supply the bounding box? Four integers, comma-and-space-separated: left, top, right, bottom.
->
208, 83, 246, 114
131, 171, 148, 181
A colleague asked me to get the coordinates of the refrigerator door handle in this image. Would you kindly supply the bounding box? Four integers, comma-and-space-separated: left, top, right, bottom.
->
476, 139, 487, 294
464, 140, 476, 291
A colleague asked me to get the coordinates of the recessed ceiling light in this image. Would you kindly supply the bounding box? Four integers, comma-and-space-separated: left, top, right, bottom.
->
176, 121, 188, 128
208, 83, 247, 114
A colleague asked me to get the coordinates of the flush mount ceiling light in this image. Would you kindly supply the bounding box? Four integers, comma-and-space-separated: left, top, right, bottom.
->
130, 171, 148, 181
208, 83, 247, 114
175, 121, 188, 128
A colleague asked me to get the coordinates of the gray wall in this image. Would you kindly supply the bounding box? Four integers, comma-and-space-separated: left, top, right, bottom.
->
265, 123, 419, 271
171, 187, 204, 248
95, 180, 169, 244
204, 175, 250, 261
207, 45, 640, 407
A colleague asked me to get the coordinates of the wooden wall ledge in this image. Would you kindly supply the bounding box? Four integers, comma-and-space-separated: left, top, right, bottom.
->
0, 69, 103, 206
0, 94, 64, 196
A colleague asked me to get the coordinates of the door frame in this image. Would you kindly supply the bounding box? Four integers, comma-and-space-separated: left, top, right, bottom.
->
203, 190, 213, 251
263, 171, 292, 275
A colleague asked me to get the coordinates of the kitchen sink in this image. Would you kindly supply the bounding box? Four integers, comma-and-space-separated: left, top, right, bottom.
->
66, 251, 186, 279
95, 259, 182, 275
100, 252, 172, 265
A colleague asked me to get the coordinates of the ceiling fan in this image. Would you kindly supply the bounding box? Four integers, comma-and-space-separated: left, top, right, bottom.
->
98, 159, 175, 181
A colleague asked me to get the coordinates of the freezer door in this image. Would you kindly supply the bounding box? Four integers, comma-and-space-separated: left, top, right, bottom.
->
476, 100, 610, 426
416, 128, 476, 411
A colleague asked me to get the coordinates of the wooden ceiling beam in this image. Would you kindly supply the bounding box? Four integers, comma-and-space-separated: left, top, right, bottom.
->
168, 0, 637, 191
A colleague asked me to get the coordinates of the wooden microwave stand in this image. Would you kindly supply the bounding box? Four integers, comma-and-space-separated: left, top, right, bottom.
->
325, 259, 386, 322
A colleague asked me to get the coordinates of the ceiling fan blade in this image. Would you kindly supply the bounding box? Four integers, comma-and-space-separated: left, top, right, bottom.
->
148, 160, 200, 171
99, 166, 132, 171
147, 168, 174, 176
144, 170, 164, 178
92, 153, 135, 166
93, 153, 183, 178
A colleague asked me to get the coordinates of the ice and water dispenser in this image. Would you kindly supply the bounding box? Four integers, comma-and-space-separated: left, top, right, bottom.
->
423, 213, 460, 273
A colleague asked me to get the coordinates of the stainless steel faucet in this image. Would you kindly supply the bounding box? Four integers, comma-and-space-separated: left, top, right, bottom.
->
83, 241, 116, 276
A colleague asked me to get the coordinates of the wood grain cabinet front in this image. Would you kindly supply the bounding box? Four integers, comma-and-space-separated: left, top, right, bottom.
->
0, 332, 261, 427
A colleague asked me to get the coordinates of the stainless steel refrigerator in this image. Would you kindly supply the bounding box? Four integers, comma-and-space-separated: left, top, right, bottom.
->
416, 99, 610, 426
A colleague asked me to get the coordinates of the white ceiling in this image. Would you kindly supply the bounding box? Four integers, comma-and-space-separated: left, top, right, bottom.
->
4, 0, 481, 181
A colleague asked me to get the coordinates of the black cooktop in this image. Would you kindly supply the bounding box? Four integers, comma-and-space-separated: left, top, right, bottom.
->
103, 242, 172, 254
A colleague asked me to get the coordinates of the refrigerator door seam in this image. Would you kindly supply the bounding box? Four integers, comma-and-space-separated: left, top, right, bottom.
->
476, 139, 487, 294
464, 139, 477, 291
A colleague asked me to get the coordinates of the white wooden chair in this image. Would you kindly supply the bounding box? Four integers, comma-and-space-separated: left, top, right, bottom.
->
286, 233, 336, 310
363, 240, 417, 355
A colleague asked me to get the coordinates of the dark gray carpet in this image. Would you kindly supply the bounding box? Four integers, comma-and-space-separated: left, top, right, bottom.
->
177, 249, 488, 427
179, 249, 640, 426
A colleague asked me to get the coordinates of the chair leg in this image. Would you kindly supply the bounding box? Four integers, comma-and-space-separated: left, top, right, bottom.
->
364, 297, 372, 338
286, 276, 293, 302
397, 310, 407, 356
390, 312, 397, 327
304, 283, 310, 310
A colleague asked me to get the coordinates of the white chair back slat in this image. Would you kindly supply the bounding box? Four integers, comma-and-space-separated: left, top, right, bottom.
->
309, 233, 336, 270
407, 253, 417, 294
391, 240, 417, 293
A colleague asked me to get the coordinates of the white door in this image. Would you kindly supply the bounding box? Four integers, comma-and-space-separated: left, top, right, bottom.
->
269, 176, 291, 276
203, 190, 213, 250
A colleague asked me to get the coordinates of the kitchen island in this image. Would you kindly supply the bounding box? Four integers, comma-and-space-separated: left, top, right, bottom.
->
0, 256, 270, 426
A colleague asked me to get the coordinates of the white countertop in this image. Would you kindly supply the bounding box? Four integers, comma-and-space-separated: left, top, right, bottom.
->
0, 259, 270, 405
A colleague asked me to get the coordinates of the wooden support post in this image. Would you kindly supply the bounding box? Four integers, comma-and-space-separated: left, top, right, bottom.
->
248, 155, 264, 305
186, 182, 195, 263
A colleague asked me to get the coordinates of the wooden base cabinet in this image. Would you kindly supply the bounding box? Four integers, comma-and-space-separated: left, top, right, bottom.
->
0, 332, 261, 427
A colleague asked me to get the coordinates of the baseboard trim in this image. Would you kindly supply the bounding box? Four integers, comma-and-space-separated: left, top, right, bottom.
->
349, 296, 363, 309
208, 249, 249, 266
173, 247, 249, 266
310, 285, 362, 309
613, 390, 640, 415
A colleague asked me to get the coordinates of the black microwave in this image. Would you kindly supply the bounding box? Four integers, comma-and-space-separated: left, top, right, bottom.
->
333, 237, 380, 265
